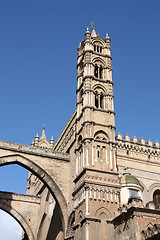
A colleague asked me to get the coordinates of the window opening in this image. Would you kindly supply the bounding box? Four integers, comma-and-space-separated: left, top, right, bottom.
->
99, 65, 103, 79
95, 92, 99, 108
97, 150, 100, 158
94, 64, 98, 78
153, 190, 160, 209
129, 189, 138, 198
100, 94, 104, 108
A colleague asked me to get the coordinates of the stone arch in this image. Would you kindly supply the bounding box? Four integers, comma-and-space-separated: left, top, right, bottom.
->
93, 85, 106, 109
94, 130, 109, 142
92, 38, 105, 47
93, 84, 107, 94
0, 154, 68, 233
95, 207, 111, 219
0, 202, 34, 240
93, 57, 106, 67
148, 183, 160, 202
66, 211, 75, 237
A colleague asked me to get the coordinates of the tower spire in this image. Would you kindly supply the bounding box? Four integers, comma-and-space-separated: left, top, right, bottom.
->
91, 21, 97, 37
39, 126, 47, 141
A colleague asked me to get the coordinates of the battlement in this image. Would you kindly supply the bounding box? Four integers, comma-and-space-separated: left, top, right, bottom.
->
116, 133, 160, 151
115, 133, 160, 165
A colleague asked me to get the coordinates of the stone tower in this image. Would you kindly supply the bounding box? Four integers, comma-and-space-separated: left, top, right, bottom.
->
1, 27, 160, 240
73, 27, 120, 239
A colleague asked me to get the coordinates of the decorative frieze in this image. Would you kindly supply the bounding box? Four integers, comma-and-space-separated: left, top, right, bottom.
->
116, 133, 160, 159
88, 185, 119, 204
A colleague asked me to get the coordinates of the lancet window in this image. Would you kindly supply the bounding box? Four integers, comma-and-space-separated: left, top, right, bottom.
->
94, 64, 103, 79
94, 45, 102, 53
94, 90, 105, 109
153, 190, 160, 209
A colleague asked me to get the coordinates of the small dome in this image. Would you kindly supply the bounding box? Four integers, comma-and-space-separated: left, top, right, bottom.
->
120, 173, 143, 189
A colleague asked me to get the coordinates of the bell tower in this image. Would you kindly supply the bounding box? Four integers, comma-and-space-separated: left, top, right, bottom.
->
73, 27, 120, 239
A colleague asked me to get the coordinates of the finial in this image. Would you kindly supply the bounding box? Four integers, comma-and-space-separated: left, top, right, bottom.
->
36, 133, 39, 138
105, 33, 110, 40
85, 27, 90, 33
43, 124, 45, 130
50, 136, 54, 147
85, 27, 91, 39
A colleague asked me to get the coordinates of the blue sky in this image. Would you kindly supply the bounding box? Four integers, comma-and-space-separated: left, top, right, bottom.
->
0, 0, 160, 237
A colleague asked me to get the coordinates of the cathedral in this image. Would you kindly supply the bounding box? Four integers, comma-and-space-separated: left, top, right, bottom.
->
0, 27, 160, 240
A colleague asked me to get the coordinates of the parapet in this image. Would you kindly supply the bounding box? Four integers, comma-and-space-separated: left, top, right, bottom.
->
116, 133, 159, 148
116, 133, 160, 158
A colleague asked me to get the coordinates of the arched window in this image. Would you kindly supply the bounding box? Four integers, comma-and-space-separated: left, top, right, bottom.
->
99, 65, 103, 79
94, 45, 102, 53
94, 89, 105, 109
95, 91, 99, 108
153, 190, 160, 209
100, 93, 104, 108
94, 64, 103, 79
97, 46, 99, 52
97, 150, 100, 158
94, 64, 98, 78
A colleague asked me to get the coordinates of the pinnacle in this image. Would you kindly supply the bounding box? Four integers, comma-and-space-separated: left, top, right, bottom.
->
39, 127, 47, 141
105, 33, 110, 39
91, 27, 97, 37
85, 27, 90, 35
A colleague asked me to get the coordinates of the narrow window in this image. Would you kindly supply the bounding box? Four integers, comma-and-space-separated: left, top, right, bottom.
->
100, 94, 104, 108
100, 47, 102, 53
94, 45, 96, 51
97, 150, 100, 158
97, 46, 99, 52
99, 65, 103, 79
95, 92, 98, 108
153, 190, 160, 209
94, 64, 98, 78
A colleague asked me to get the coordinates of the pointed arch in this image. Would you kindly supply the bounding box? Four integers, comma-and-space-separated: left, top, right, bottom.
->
92, 37, 106, 47
93, 57, 106, 67
93, 84, 107, 94
95, 207, 111, 219
0, 202, 34, 240
148, 183, 160, 203
94, 130, 109, 142
0, 154, 68, 233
